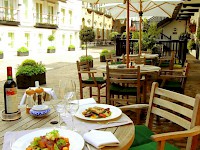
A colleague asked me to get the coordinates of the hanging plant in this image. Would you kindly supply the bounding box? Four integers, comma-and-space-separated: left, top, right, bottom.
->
189, 21, 196, 33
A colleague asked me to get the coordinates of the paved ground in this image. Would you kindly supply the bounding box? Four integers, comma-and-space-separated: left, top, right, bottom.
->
0, 45, 200, 149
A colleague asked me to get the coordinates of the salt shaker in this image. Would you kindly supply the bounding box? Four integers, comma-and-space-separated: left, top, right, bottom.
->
25, 88, 35, 114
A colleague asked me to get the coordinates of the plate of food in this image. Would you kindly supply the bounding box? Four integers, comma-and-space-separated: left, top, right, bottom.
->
11, 128, 84, 150
75, 104, 122, 121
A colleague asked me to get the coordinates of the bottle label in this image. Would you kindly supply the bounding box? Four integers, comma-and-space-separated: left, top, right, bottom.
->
5, 87, 18, 113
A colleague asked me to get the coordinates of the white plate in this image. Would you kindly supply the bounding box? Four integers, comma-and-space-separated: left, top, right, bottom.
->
75, 104, 122, 121
12, 128, 84, 150
32, 105, 49, 111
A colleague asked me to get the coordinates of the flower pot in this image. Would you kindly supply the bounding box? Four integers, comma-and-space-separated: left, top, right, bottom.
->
17, 51, 29, 56
88, 60, 93, 68
100, 56, 106, 62
68, 48, 75, 51
16, 73, 46, 89
0, 54, 3, 59
47, 49, 56, 53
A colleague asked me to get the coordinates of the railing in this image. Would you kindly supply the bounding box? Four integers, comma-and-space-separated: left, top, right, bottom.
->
33, 13, 58, 25
116, 37, 187, 66
0, 7, 19, 22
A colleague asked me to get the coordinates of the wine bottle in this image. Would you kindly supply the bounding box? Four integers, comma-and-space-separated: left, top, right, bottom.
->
4, 66, 18, 114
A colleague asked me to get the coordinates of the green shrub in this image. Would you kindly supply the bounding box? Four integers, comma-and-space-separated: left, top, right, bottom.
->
109, 32, 119, 41
48, 35, 55, 41
68, 44, 75, 49
21, 59, 37, 66
17, 46, 29, 53
187, 39, 196, 50
80, 55, 93, 62
81, 44, 86, 48
47, 46, 56, 50
0, 50, 3, 54
16, 59, 46, 76
100, 49, 109, 56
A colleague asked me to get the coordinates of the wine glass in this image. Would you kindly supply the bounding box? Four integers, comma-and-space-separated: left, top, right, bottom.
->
65, 80, 79, 131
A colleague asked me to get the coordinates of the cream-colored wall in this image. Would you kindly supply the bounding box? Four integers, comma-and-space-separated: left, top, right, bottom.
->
82, 5, 113, 40
162, 20, 186, 40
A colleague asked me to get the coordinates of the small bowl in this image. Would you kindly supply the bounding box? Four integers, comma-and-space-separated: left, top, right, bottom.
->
29, 108, 51, 117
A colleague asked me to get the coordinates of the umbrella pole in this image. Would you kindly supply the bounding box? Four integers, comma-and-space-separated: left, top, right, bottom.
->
139, 0, 142, 55
126, 0, 130, 68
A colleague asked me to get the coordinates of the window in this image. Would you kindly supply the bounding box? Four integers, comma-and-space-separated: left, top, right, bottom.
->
25, 33, 30, 47
61, 8, 65, 24
38, 34, 43, 47
69, 10, 72, 25
4, 0, 14, 20
48, 5, 54, 24
62, 34, 65, 46
36, 3, 43, 23
70, 34, 72, 44
8, 32, 14, 48
23, 0, 28, 19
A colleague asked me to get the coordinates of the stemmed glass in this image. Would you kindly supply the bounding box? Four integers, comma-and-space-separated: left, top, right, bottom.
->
65, 80, 79, 131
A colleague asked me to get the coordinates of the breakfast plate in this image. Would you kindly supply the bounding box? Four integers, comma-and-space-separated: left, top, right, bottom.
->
75, 104, 122, 121
11, 128, 84, 150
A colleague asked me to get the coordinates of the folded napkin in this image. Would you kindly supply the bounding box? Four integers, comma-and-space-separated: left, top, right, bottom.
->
70, 98, 96, 106
20, 88, 57, 105
83, 130, 120, 149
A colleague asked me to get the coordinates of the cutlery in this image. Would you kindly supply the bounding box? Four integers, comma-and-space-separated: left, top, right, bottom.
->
97, 121, 126, 124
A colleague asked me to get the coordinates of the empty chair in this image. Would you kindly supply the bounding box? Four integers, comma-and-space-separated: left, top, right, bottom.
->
157, 51, 175, 70
157, 62, 189, 94
127, 82, 200, 150
106, 65, 145, 105
76, 61, 106, 103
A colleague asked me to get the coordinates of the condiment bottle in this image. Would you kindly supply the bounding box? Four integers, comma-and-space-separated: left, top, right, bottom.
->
26, 88, 35, 114
35, 87, 44, 105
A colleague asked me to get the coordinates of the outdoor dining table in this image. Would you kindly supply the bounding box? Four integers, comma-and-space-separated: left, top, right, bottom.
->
0, 99, 135, 150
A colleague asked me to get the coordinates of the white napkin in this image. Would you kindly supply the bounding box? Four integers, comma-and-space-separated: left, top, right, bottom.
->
70, 98, 96, 106
83, 130, 120, 149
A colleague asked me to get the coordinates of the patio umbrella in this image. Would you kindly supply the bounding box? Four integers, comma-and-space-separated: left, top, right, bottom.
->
101, 0, 182, 54
81, 0, 182, 67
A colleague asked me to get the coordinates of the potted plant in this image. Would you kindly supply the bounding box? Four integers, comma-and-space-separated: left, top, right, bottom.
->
81, 44, 86, 50
47, 34, 56, 53
100, 49, 110, 62
189, 21, 196, 33
0, 50, 3, 59
17, 46, 29, 56
80, 55, 93, 68
109, 31, 119, 49
16, 59, 46, 89
47, 46, 56, 53
187, 39, 196, 50
68, 44, 75, 51
79, 26, 95, 57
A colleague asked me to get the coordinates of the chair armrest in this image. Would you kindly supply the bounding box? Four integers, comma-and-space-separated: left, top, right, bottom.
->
159, 75, 186, 79
151, 126, 200, 142
78, 71, 97, 74
119, 104, 149, 111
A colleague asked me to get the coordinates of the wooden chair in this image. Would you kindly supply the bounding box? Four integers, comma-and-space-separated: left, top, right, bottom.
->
122, 55, 146, 66
106, 65, 145, 105
76, 61, 106, 103
157, 62, 189, 94
158, 51, 175, 70
128, 82, 200, 150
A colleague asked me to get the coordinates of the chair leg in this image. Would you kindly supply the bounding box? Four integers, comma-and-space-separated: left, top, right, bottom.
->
80, 87, 83, 99
136, 109, 141, 125
89, 87, 92, 97
97, 87, 100, 103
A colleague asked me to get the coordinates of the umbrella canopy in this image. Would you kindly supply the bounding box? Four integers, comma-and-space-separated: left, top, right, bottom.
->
104, 1, 179, 19
81, 0, 182, 67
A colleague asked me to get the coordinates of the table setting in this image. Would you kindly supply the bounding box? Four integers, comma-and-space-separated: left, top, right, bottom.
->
3, 91, 134, 150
